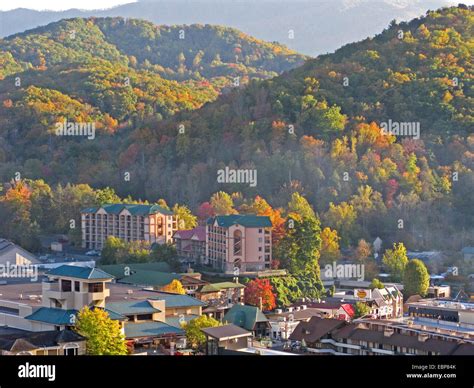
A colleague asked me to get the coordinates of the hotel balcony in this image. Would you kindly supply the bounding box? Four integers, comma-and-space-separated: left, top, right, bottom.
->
42, 281, 70, 301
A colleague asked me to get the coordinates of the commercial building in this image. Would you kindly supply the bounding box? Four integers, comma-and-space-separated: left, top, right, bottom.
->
205, 215, 272, 274
173, 226, 206, 265
81, 204, 178, 250
223, 304, 270, 338
289, 316, 474, 355
0, 239, 39, 266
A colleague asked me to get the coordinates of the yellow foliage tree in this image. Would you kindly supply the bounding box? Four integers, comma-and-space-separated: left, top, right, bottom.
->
161, 279, 186, 295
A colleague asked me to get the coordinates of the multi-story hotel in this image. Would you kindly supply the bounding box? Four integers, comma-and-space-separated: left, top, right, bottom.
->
81, 204, 177, 250
205, 214, 272, 274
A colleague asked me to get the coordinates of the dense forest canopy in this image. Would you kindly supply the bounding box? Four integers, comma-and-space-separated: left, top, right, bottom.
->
0, 6, 473, 254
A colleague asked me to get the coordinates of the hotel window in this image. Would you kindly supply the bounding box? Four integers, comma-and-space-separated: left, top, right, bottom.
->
233, 230, 242, 255
136, 314, 153, 321
74, 281, 80, 292
259, 229, 262, 233
61, 279, 72, 292
88, 283, 104, 293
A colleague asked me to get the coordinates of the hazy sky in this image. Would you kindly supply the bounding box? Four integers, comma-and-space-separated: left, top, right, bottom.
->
0, 0, 472, 11
0, 0, 137, 11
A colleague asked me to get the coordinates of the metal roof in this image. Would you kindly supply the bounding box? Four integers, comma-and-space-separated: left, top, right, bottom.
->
81, 203, 173, 216
207, 215, 272, 228
46, 265, 114, 280
25, 307, 78, 325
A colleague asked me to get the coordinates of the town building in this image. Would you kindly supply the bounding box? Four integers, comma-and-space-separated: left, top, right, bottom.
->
0, 239, 39, 267
81, 204, 178, 250
405, 298, 474, 330
173, 226, 206, 265
98, 263, 208, 297
322, 285, 403, 319
0, 265, 207, 354
202, 324, 252, 355
266, 305, 324, 341
289, 316, 474, 355
205, 215, 272, 274
427, 285, 451, 299
0, 327, 86, 355
198, 281, 245, 320
223, 304, 270, 338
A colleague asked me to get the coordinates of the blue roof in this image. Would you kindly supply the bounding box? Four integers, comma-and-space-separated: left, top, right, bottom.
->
106, 300, 161, 316
223, 304, 268, 331
462, 247, 474, 254
148, 291, 206, 308
91, 307, 127, 321
82, 203, 173, 216
207, 214, 272, 228
124, 321, 184, 339
25, 307, 78, 325
46, 265, 114, 280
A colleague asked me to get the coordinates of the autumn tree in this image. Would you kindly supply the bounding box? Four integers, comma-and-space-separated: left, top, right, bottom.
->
355, 239, 372, 261
354, 302, 371, 318
161, 279, 186, 295
320, 227, 341, 265
173, 203, 198, 230
244, 279, 277, 311
183, 315, 221, 350
287, 192, 316, 220
403, 259, 430, 297
75, 307, 128, 355
382, 242, 409, 281
324, 202, 357, 246
210, 191, 236, 215
370, 278, 385, 289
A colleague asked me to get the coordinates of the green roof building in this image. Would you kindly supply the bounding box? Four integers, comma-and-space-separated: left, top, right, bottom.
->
205, 214, 273, 274
81, 203, 177, 250
223, 304, 270, 337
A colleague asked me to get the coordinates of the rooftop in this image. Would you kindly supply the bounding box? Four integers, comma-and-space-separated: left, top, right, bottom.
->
98, 263, 172, 277
106, 300, 161, 316
223, 304, 269, 331
407, 298, 474, 312
173, 226, 206, 241
289, 317, 345, 343
201, 324, 252, 340
46, 265, 114, 280
0, 282, 44, 306
332, 322, 474, 355
25, 307, 78, 325
200, 282, 245, 293
207, 214, 272, 228
0, 329, 85, 352
82, 203, 173, 216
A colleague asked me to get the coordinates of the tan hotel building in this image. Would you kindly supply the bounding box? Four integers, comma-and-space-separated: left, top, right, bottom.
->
81, 204, 177, 250
205, 215, 272, 274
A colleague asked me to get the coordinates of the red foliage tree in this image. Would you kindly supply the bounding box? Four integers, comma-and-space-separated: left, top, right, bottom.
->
244, 279, 276, 311
197, 201, 215, 221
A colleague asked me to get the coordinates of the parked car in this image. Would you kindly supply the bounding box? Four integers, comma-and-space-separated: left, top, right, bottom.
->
85, 250, 100, 257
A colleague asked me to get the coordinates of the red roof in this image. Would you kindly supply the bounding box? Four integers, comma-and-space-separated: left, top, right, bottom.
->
173, 226, 206, 241
340, 304, 355, 318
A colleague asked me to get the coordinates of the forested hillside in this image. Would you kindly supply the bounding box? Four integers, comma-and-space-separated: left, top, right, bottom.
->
0, 18, 304, 134
0, 6, 473, 253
